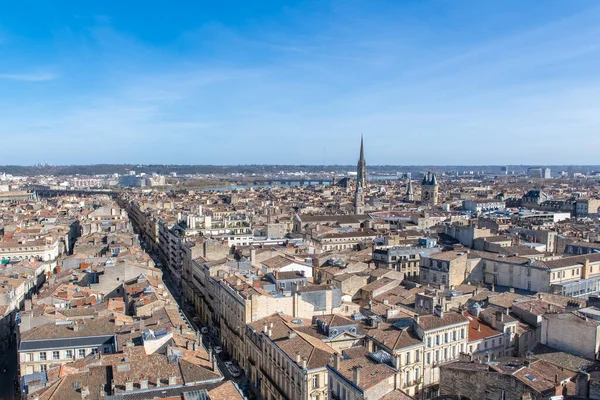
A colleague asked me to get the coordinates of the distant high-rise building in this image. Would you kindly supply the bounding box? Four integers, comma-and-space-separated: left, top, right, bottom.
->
527, 167, 543, 179
356, 135, 367, 190
543, 167, 552, 179
421, 172, 439, 206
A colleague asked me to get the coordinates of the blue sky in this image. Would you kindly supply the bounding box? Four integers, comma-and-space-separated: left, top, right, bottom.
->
1, 0, 600, 165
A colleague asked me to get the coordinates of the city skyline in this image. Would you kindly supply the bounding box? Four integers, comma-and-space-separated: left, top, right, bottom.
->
2, 1, 600, 165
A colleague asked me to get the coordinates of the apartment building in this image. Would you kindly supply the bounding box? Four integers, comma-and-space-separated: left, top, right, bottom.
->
219, 274, 315, 373
310, 229, 378, 252
247, 313, 334, 400
419, 251, 471, 289
480, 252, 600, 297
372, 246, 440, 281
414, 310, 469, 398
0, 237, 60, 262
364, 319, 425, 396
158, 220, 184, 285
328, 347, 401, 400
18, 318, 118, 375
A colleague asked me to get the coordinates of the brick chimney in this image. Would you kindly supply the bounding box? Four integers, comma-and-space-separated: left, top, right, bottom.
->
125, 380, 133, 392
168, 375, 177, 386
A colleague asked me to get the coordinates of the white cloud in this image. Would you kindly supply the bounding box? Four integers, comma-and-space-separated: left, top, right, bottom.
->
0, 72, 58, 82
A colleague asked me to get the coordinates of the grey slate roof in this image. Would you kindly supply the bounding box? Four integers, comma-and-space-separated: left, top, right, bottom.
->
19, 335, 115, 352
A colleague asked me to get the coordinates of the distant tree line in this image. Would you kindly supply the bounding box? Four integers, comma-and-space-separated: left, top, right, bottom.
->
0, 164, 596, 177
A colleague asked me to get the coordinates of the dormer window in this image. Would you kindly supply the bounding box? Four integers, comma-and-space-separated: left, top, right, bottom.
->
330, 329, 338, 337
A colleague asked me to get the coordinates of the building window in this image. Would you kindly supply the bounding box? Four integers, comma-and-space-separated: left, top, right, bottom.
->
52, 351, 60, 360
426, 352, 431, 365
436, 335, 440, 345
406, 352, 411, 364
312, 375, 319, 389
66, 350, 73, 359
40, 364, 47, 372
453, 330, 457, 341
415, 368, 420, 382
444, 333, 448, 343
406, 370, 411, 385
461, 328, 465, 339
78, 349, 86, 358
39, 352, 47, 361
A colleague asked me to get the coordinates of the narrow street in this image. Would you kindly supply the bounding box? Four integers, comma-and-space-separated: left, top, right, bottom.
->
144, 249, 259, 399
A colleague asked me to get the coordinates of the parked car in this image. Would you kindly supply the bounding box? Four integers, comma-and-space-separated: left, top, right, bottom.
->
200, 327, 209, 334
213, 346, 222, 354
224, 361, 240, 378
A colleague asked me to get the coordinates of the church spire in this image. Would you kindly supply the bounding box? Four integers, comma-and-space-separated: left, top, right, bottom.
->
359, 134, 365, 162
357, 135, 367, 190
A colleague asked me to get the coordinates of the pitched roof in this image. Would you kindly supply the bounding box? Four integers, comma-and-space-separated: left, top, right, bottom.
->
417, 312, 468, 332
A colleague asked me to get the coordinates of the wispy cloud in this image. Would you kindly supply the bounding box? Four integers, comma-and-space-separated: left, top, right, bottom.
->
0, 72, 58, 82
2, 1, 600, 164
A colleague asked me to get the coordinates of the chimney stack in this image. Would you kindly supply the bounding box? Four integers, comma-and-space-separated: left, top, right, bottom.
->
353, 366, 361, 387
139, 378, 148, 390
333, 352, 342, 369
